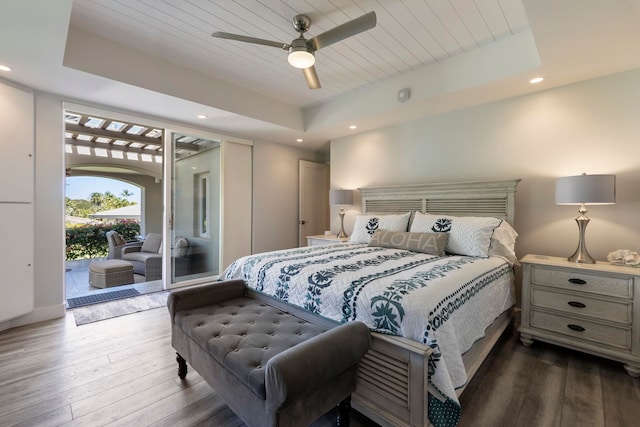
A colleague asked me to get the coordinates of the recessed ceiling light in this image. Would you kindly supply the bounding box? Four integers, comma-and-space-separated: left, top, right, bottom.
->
197, 114, 207, 119
0, 65, 11, 72
296, 138, 303, 142
529, 77, 544, 84
349, 125, 357, 130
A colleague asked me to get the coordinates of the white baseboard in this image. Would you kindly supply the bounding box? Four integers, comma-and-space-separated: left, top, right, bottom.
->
1, 303, 66, 331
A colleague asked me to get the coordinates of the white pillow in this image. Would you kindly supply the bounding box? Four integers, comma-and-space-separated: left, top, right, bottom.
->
174, 237, 189, 258
349, 212, 411, 244
409, 212, 502, 257
488, 221, 519, 265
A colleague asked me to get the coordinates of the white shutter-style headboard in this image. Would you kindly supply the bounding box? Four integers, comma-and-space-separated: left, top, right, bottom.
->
359, 179, 521, 225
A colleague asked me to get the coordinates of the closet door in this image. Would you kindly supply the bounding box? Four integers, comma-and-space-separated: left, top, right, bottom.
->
0, 81, 34, 322
220, 141, 252, 269
0, 201, 34, 321
0, 82, 34, 202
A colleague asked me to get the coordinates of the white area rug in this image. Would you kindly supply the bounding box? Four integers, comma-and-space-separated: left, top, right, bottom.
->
73, 291, 169, 325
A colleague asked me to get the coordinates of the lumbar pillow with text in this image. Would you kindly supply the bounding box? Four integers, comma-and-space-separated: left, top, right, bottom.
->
409, 211, 502, 257
349, 212, 411, 244
368, 230, 449, 256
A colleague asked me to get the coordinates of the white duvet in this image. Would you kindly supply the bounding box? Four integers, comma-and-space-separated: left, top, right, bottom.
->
222, 244, 515, 427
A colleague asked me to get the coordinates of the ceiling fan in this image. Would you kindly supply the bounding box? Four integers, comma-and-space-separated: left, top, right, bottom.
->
211, 11, 377, 89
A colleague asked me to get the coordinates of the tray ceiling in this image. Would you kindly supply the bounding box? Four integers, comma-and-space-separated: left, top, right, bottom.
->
69, 0, 529, 108
2, 0, 640, 149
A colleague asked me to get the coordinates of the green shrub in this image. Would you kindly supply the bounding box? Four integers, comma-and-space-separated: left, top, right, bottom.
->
66, 220, 140, 260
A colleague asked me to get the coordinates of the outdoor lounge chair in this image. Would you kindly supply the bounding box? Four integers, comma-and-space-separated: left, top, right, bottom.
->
106, 230, 142, 260
121, 232, 162, 281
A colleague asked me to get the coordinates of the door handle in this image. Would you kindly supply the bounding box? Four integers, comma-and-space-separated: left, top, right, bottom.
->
300, 220, 307, 225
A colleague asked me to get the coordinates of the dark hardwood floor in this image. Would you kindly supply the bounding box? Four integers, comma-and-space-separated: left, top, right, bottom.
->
458, 325, 640, 427
0, 307, 637, 426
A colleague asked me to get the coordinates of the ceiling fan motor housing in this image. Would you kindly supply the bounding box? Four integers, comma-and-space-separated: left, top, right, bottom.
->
292, 14, 311, 33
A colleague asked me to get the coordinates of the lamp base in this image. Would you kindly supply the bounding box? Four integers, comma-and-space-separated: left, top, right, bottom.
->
337, 209, 348, 239
568, 215, 596, 264
568, 250, 596, 264
337, 230, 348, 239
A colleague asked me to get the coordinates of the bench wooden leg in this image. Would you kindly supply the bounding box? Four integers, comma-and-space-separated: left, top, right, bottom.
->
336, 396, 351, 427
176, 352, 188, 379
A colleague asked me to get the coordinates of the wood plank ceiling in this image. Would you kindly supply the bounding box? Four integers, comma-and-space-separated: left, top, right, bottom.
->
70, 0, 530, 108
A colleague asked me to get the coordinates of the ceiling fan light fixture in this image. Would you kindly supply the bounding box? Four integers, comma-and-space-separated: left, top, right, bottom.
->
287, 49, 316, 68
288, 38, 315, 68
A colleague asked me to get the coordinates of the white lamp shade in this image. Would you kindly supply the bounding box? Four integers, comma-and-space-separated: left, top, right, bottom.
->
555, 174, 616, 205
330, 189, 354, 206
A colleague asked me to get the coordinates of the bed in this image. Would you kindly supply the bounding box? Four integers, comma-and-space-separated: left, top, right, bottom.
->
222, 179, 520, 427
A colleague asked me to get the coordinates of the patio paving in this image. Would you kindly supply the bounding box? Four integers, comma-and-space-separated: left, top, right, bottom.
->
65, 258, 163, 302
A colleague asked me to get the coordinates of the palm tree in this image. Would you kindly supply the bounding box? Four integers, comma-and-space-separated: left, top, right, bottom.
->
121, 189, 133, 199
89, 192, 102, 208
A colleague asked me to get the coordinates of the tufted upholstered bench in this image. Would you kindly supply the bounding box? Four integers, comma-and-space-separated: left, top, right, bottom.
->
167, 279, 371, 427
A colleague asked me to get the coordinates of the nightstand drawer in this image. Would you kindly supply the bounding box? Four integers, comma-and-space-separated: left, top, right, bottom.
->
531, 288, 632, 323
306, 236, 348, 246
531, 309, 631, 350
532, 266, 632, 299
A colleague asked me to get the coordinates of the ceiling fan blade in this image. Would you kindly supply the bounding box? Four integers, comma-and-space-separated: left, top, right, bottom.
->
211, 31, 290, 50
310, 11, 376, 50
302, 66, 321, 89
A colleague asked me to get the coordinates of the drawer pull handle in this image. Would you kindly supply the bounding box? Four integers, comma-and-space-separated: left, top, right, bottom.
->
568, 278, 587, 285
567, 324, 585, 332
568, 301, 586, 308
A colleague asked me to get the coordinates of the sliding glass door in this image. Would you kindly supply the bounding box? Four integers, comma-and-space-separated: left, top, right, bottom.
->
165, 132, 221, 288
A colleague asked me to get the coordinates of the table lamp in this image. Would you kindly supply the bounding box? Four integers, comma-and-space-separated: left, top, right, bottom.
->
555, 173, 616, 263
330, 189, 354, 239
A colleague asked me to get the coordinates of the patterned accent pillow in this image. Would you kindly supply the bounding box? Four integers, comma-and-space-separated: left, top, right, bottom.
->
368, 230, 449, 256
409, 212, 502, 257
349, 212, 412, 244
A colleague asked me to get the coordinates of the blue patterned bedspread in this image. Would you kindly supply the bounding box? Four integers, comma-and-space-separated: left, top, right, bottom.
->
222, 244, 515, 427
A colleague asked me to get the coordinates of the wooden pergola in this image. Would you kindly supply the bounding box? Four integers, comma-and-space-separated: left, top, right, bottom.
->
64, 111, 217, 162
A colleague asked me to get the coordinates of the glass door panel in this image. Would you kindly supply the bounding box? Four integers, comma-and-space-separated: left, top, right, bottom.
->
168, 132, 221, 286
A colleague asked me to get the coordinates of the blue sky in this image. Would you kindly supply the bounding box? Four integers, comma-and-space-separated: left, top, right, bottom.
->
65, 176, 141, 203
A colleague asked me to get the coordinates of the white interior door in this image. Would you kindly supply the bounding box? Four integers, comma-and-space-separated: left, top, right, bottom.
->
299, 160, 328, 246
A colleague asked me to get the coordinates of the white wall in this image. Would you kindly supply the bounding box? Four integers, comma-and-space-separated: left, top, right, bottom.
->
252, 140, 327, 254
331, 68, 640, 266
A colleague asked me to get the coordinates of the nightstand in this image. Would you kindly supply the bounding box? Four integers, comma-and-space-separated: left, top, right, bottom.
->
519, 254, 640, 377
306, 235, 349, 246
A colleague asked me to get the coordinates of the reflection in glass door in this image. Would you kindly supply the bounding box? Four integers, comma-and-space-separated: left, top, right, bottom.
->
169, 133, 221, 286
